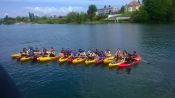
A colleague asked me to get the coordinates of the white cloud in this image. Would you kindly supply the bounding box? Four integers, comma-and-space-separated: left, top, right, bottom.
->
25, 6, 84, 16
4, 13, 8, 16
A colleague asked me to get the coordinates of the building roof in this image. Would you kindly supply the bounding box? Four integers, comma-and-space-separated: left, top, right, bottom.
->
98, 7, 116, 11
127, 0, 141, 7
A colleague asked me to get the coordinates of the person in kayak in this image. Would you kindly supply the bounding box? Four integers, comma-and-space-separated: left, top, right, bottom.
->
28, 47, 34, 57
42, 48, 48, 56
28, 47, 36, 61
49, 47, 56, 57
79, 50, 87, 58
28, 47, 38, 61
72, 50, 78, 58
104, 49, 111, 57
62, 48, 69, 58
99, 51, 105, 59
61, 48, 66, 55
86, 49, 91, 57
86, 49, 94, 59
89, 51, 96, 60
132, 51, 138, 57
34, 48, 40, 56
78, 49, 84, 53
21, 48, 28, 56
125, 53, 132, 63
66, 48, 72, 56
95, 49, 100, 55
131, 51, 138, 60
114, 49, 121, 60
122, 50, 129, 61
34, 48, 40, 52
118, 50, 126, 61
123, 50, 128, 57
49, 47, 55, 52
63, 53, 69, 58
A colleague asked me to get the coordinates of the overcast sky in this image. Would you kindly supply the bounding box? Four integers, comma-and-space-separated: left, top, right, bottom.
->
0, 0, 139, 17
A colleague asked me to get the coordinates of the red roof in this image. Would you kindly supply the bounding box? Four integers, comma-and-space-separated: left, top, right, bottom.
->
127, 0, 141, 7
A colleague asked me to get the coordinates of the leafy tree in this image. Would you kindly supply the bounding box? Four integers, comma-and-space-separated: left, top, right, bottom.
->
87, 4, 97, 21
0, 19, 2, 24
172, 0, 175, 21
3, 16, 16, 24
66, 11, 88, 23
133, 6, 149, 22
16, 16, 22, 22
164, 0, 174, 22
4, 15, 9, 20
136, 0, 175, 22
28, 12, 35, 21
120, 5, 125, 13
78, 12, 88, 23
66, 11, 78, 23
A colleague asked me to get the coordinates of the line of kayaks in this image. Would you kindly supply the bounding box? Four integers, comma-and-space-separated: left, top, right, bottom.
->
11, 53, 142, 68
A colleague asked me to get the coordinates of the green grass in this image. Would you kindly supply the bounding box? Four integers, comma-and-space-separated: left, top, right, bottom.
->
120, 12, 132, 17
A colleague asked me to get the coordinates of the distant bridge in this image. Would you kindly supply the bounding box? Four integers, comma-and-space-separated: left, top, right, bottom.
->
106, 14, 131, 22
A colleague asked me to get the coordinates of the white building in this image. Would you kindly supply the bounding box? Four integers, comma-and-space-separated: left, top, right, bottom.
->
96, 5, 118, 15
125, 0, 142, 12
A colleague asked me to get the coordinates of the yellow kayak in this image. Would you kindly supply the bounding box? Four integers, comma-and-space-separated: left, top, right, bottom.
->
20, 57, 31, 62
37, 56, 51, 62
107, 54, 112, 57
59, 57, 68, 63
108, 60, 125, 67
11, 53, 21, 58
103, 56, 114, 64
85, 58, 97, 64
72, 58, 85, 64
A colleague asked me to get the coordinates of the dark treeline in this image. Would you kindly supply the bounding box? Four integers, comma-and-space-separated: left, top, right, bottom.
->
134, 0, 175, 23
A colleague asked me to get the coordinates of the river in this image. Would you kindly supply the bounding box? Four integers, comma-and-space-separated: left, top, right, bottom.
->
0, 23, 175, 98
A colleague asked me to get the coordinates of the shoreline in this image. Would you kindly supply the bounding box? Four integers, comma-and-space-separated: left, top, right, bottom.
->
1, 21, 175, 25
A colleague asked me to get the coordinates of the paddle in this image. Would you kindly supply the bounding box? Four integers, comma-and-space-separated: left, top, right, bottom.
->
142, 59, 150, 64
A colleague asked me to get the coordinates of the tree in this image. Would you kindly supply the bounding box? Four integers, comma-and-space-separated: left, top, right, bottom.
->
3, 16, 16, 24
120, 5, 125, 13
78, 12, 88, 23
21, 17, 29, 22
66, 11, 88, 23
16, 16, 21, 22
172, 0, 175, 21
144, 0, 163, 22
28, 12, 35, 21
164, 0, 173, 22
0, 19, 2, 24
135, 0, 175, 22
66, 11, 78, 23
87, 4, 97, 21
4, 15, 8, 20
133, 6, 149, 22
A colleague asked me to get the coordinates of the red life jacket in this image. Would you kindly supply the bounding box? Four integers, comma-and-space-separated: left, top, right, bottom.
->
34, 50, 39, 52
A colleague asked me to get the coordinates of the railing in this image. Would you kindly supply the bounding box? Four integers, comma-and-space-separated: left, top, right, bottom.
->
107, 14, 131, 22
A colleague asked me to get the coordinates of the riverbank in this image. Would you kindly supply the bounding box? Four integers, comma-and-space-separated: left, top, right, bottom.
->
0, 20, 117, 25
0, 18, 114, 25
1, 18, 175, 25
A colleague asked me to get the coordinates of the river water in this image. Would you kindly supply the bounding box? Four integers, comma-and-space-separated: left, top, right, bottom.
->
0, 23, 175, 98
